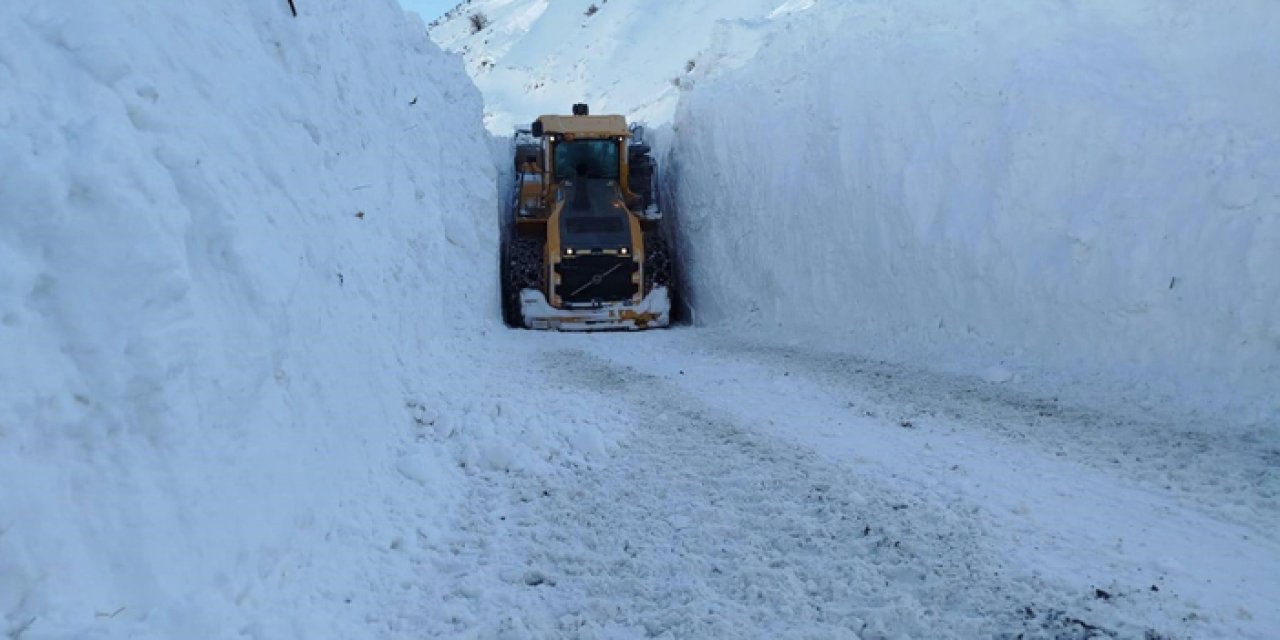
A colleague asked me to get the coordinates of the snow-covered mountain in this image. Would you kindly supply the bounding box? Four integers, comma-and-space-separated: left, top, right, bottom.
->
429, 0, 816, 131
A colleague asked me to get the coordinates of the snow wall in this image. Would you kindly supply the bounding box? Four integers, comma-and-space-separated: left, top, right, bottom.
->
0, 1, 580, 637
671, 1, 1280, 421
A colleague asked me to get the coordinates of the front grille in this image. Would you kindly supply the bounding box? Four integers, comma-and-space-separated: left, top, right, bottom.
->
555, 255, 639, 304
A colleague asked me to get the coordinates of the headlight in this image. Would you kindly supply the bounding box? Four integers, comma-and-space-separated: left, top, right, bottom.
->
565, 247, 576, 256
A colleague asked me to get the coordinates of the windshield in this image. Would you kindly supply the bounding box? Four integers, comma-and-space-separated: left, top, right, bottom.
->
554, 139, 620, 180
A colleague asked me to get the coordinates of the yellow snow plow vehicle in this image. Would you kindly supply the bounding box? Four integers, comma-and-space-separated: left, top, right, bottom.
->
501, 103, 673, 330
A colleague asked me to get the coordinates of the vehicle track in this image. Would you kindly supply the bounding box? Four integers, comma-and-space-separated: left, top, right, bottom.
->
428, 347, 1174, 639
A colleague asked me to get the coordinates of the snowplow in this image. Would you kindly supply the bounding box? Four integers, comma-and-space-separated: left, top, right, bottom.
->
501, 103, 673, 330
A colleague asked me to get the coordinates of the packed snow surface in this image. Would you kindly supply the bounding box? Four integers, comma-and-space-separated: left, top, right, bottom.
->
431, 329, 1278, 638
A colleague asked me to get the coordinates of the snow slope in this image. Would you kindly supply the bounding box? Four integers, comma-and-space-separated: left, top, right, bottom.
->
670, 0, 1280, 423
0, 2, 616, 637
429, 0, 816, 131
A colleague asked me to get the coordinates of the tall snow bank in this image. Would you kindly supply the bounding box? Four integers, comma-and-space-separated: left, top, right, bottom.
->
671, 1, 1280, 421
0, 1, 517, 637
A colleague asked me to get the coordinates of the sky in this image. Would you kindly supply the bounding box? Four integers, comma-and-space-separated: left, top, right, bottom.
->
398, 0, 454, 22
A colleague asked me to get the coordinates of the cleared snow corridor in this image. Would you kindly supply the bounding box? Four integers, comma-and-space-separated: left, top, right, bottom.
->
3, 1, 1277, 639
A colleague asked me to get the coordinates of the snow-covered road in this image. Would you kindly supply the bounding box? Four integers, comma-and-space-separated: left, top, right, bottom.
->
8, 2, 1277, 638
416, 329, 1279, 639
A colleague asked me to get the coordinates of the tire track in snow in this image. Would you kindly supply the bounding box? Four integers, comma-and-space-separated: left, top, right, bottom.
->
701, 337, 1279, 535
427, 347, 1176, 639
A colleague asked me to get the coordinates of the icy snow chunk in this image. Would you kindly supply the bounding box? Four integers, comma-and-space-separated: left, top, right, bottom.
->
769, 0, 817, 19
566, 425, 608, 460
396, 452, 449, 493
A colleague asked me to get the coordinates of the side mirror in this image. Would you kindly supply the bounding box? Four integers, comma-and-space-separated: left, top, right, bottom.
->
531, 121, 543, 137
